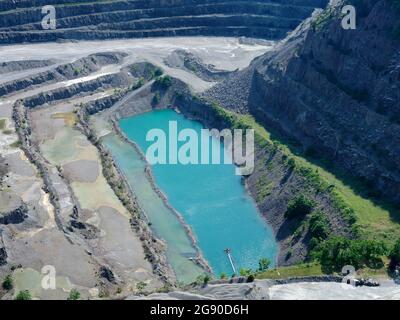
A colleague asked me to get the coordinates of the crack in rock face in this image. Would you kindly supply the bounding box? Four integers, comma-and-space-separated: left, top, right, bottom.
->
0, 247, 7, 266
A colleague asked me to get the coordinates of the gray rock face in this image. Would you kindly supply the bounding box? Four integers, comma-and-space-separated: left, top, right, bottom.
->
23, 71, 134, 108
165, 49, 233, 81
0, 205, 28, 225
129, 79, 353, 265
0, 52, 127, 97
0, 60, 56, 74
206, 0, 400, 205
0, 0, 328, 44
99, 266, 116, 284
0, 247, 6, 266
0, 157, 7, 184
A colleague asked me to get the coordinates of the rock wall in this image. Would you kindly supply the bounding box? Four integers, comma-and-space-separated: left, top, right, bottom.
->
0, 52, 127, 97
0, 205, 28, 225
206, 0, 400, 206
115, 78, 353, 266
0, 0, 328, 43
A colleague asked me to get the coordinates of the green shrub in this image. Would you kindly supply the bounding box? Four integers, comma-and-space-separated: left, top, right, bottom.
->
287, 158, 296, 169
133, 77, 145, 89
2, 275, 13, 291
247, 274, 255, 283
67, 289, 81, 300
285, 195, 316, 219
151, 68, 163, 78
155, 75, 172, 88
136, 281, 147, 292
15, 290, 32, 300
258, 258, 271, 271
196, 274, 212, 285
293, 222, 306, 240
389, 239, 400, 271
152, 92, 161, 105
309, 211, 330, 241
73, 68, 81, 76
239, 268, 253, 277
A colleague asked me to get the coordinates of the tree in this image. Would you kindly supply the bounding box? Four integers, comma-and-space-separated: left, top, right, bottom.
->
220, 272, 227, 279
15, 290, 32, 300
314, 237, 358, 273
355, 239, 387, 269
2, 275, 13, 291
67, 289, 80, 300
258, 258, 271, 272
239, 268, 253, 277
285, 195, 316, 219
247, 274, 255, 283
389, 239, 400, 271
313, 237, 387, 273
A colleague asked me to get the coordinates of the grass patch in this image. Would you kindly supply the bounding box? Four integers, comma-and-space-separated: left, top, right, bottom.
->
210, 104, 400, 247
256, 263, 324, 280
357, 257, 391, 278
9, 140, 21, 148
51, 112, 78, 126
256, 176, 273, 203
0, 119, 6, 130
238, 113, 399, 245
257, 262, 390, 280
311, 8, 334, 31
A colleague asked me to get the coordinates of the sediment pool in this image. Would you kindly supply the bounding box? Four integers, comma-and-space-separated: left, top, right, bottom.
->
104, 109, 277, 280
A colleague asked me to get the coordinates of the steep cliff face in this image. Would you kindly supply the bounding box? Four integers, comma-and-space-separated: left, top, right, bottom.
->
0, 0, 328, 43
207, 0, 400, 206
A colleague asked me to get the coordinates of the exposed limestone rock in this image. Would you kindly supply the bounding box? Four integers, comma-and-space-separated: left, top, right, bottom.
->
0, 0, 328, 44
23, 72, 133, 108
205, 0, 400, 205
0, 59, 56, 74
164, 49, 233, 81
0, 52, 127, 97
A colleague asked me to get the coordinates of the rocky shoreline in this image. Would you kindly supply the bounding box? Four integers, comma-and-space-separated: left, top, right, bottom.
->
109, 116, 213, 275
75, 106, 176, 285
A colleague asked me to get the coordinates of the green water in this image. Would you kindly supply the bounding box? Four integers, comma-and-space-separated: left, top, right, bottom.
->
102, 133, 204, 283
114, 109, 277, 278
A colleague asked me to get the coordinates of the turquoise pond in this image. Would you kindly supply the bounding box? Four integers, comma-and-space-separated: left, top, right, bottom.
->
104, 109, 277, 280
